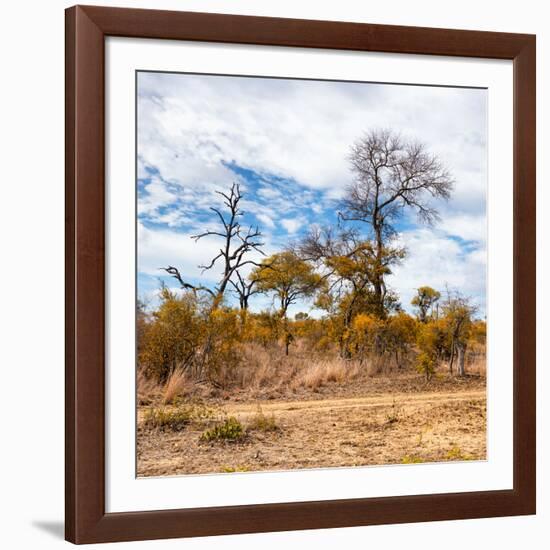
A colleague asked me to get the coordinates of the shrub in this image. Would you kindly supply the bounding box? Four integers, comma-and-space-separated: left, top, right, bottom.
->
143, 401, 215, 431
200, 417, 245, 442
201, 307, 242, 386
143, 407, 191, 431
415, 352, 436, 381
138, 288, 201, 383
415, 322, 441, 381
445, 446, 473, 461
386, 312, 417, 368
248, 407, 279, 432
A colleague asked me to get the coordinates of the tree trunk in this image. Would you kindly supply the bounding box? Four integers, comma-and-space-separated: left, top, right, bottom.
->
456, 342, 466, 377
340, 300, 356, 359
372, 220, 385, 318
449, 336, 455, 375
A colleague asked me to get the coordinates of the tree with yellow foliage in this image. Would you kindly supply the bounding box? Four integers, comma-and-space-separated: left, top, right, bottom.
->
138, 287, 202, 382
441, 290, 476, 376
411, 286, 441, 323
252, 251, 321, 354
300, 226, 404, 321
386, 312, 418, 369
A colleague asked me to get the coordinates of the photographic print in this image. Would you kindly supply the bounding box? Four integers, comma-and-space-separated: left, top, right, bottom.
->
136, 71, 487, 477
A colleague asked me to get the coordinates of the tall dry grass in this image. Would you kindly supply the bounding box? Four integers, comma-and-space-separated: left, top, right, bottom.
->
236, 342, 363, 392
291, 359, 360, 390
137, 368, 161, 405
467, 354, 487, 377
162, 368, 190, 404
137, 341, 368, 405
138, 339, 486, 406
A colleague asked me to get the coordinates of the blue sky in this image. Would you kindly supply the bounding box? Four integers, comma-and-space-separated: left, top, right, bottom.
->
137, 71, 487, 317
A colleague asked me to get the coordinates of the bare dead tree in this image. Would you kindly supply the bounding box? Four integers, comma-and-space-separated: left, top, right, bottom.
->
339, 129, 454, 317
163, 183, 266, 305
161, 266, 216, 297
229, 269, 262, 311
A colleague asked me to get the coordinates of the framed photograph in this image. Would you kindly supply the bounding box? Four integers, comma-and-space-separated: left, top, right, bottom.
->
65, 5, 536, 544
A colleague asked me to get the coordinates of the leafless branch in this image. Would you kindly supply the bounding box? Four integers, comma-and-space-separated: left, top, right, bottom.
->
161, 266, 216, 298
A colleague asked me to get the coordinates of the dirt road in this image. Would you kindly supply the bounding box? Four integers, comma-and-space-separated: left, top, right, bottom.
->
222, 390, 485, 417
137, 388, 486, 476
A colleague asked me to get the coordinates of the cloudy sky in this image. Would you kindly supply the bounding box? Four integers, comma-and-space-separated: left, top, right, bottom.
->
137, 71, 487, 317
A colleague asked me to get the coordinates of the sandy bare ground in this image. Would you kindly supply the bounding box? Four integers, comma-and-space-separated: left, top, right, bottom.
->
137, 388, 486, 476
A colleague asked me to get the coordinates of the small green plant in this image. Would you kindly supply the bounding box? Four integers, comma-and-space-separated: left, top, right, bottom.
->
401, 454, 423, 464
248, 406, 279, 432
222, 464, 251, 473
200, 416, 245, 442
445, 446, 473, 461
144, 407, 191, 431
144, 401, 215, 432
186, 400, 216, 421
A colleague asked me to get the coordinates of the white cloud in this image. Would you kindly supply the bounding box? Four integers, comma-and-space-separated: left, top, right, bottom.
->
280, 218, 304, 234
438, 212, 487, 244
255, 212, 275, 228
138, 72, 487, 207
388, 228, 486, 314
138, 222, 221, 284
138, 222, 271, 287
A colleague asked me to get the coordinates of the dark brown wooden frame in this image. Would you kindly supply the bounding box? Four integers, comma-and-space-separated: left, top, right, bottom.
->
65, 4, 536, 544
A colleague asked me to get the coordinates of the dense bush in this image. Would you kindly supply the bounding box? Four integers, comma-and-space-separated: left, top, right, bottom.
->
200, 417, 245, 442
138, 288, 202, 383
137, 283, 485, 391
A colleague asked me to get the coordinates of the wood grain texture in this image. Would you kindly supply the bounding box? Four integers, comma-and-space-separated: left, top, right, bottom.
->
82, 4, 529, 59
65, 6, 106, 543
65, 5, 536, 544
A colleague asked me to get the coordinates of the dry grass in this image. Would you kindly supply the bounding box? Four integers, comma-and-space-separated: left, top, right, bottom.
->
248, 406, 279, 432
222, 342, 364, 394
137, 368, 161, 405
291, 359, 360, 390
137, 388, 487, 476
467, 355, 487, 377
137, 340, 486, 477
162, 368, 189, 404
237, 344, 281, 389
138, 341, 486, 407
